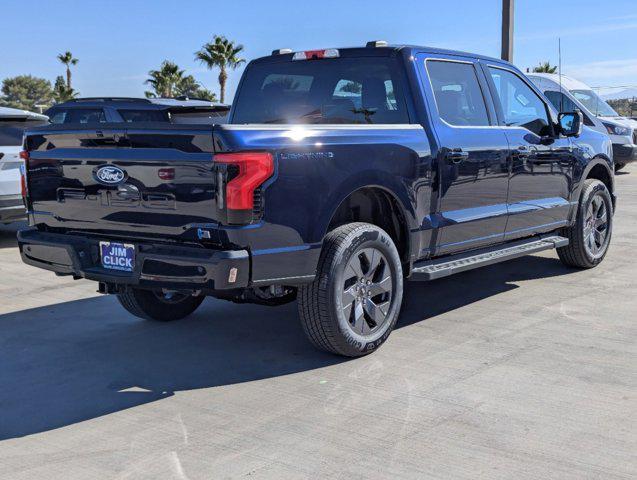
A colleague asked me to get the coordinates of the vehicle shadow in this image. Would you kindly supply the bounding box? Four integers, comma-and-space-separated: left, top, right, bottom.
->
0, 255, 574, 440
0, 222, 25, 249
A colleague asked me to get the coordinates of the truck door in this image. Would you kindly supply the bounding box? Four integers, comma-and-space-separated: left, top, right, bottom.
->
417, 55, 510, 255
483, 65, 575, 240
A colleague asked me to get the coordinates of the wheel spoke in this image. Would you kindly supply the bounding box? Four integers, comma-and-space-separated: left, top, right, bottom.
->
342, 285, 357, 320
592, 196, 602, 216
363, 298, 389, 326
588, 231, 597, 254
346, 256, 364, 280
594, 215, 607, 228
369, 275, 392, 297
367, 249, 382, 277
594, 229, 605, 245
352, 301, 366, 333
342, 285, 356, 305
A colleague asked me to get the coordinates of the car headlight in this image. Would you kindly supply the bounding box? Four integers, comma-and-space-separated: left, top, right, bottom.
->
603, 122, 631, 136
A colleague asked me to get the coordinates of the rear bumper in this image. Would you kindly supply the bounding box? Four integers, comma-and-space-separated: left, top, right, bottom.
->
0, 195, 26, 223
613, 143, 637, 164
17, 228, 250, 291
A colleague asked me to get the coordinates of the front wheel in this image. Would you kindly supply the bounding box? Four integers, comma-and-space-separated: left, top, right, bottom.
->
298, 223, 403, 357
557, 179, 613, 268
117, 288, 205, 321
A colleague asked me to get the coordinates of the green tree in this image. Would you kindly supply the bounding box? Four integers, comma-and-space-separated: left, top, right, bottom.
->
53, 75, 79, 103
0, 75, 53, 111
532, 61, 558, 73
195, 35, 245, 103
57, 51, 79, 89
174, 75, 218, 101
145, 61, 186, 98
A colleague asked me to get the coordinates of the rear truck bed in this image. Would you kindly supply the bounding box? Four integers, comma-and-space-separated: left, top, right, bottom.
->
18, 123, 355, 295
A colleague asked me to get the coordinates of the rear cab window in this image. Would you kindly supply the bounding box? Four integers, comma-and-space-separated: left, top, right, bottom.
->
48, 108, 107, 124
231, 56, 409, 124
118, 109, 168, 123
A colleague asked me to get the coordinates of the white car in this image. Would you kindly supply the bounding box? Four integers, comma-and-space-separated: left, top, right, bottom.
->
529, 73, 637, 171
0, 107, 48, 223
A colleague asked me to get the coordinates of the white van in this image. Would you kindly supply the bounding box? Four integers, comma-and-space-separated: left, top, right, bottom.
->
529, 73, 637, 171
0, 107, 49, 223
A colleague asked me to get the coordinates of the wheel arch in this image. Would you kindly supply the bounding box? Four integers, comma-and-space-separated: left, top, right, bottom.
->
320, 181, 417, 265
582, 155, 615, 209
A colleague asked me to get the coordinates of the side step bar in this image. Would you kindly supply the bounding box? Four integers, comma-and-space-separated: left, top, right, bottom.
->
410, 235, 569, 281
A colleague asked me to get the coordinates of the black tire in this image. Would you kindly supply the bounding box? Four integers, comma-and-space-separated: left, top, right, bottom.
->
298, 222, 403, 357
557, 179, 613, 269
615, 163, 625, 172
117, 288, 204, 321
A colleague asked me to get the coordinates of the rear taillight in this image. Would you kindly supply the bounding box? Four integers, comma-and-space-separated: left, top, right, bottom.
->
19, 150, 29, 201
214, 152, 274, 224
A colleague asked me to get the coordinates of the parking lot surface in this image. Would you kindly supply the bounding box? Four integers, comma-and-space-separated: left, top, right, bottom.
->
0, 166, 635, 480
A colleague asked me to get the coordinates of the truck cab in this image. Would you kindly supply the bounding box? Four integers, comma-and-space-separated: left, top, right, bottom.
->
18, 43, 615, 357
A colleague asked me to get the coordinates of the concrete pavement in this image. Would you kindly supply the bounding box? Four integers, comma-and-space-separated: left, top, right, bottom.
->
0, 166, 635, 479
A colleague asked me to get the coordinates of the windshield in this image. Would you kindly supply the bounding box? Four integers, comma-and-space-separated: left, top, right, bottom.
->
232, 57, 409, 124
570, 89, 618, 117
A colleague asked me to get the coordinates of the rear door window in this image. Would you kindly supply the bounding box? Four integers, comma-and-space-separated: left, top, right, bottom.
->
426, 60, 490, 127
232, 57, 409, 124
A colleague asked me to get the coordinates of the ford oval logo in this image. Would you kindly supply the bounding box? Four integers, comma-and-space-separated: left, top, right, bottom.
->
95, 165, 126, 185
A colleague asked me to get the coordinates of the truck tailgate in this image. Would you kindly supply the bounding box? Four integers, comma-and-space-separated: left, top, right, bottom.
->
24, 124, 219, 240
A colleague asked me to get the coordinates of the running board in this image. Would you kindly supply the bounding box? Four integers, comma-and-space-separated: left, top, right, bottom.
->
410, 235, 569, 281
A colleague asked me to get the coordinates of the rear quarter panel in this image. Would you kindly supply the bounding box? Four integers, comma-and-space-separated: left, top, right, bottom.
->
213, 124, 433, 282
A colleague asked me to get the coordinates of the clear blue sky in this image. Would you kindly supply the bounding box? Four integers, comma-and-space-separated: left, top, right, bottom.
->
2, 0, 635, 99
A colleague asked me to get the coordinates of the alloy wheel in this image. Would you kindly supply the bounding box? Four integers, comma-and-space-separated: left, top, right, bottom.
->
583, 194, 610, 259
341, 248, 393, 336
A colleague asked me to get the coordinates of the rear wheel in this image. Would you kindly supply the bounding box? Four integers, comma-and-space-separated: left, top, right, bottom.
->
117, 288, 204, 321
298, 223, 403, 357
557, 179, 612, 268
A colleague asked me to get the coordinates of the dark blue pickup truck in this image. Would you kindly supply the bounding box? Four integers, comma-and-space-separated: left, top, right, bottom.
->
18, 42, 615, 357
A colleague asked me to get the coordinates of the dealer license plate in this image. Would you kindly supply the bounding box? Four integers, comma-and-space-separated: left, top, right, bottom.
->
100, 241, 135, 272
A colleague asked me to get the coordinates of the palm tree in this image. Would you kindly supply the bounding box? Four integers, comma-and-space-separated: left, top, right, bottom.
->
145, 61, 186, 98
532, 61, 558, 74
57, 51, 79, 89
195, 35, 245, 103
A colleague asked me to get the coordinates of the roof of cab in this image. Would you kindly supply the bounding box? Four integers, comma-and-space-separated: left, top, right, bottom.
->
254, 44, 510, 67
0, 106, 49, 121
49, 97, 230, 111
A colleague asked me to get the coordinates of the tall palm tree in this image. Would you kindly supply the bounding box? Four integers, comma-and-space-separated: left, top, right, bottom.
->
532, 61, 558, 74
195, 36, 245, 103
57, 51, 79, 89
145, 61, 186, 98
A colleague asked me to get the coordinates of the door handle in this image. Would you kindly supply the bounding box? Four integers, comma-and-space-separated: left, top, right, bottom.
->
446, 148, 469, 163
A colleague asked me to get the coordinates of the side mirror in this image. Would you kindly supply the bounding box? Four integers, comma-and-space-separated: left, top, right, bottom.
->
558, 111, 583, 137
